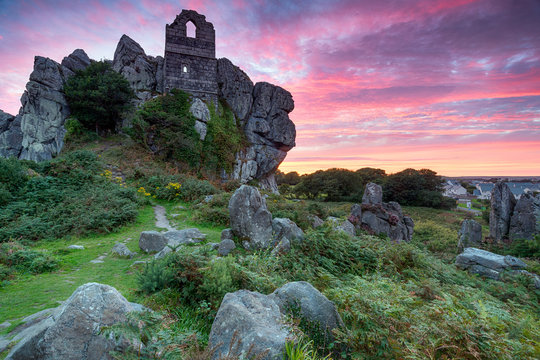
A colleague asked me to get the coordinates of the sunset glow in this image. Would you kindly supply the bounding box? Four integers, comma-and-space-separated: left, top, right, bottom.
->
1, 0, 539, 176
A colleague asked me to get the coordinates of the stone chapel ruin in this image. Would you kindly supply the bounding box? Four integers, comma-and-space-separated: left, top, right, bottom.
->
164, 10, 218, 104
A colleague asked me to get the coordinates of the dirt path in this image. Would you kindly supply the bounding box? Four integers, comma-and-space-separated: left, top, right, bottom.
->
153, 205, 175, 231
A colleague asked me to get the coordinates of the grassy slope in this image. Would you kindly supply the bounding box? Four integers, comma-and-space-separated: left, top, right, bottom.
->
1, 137, 538, 359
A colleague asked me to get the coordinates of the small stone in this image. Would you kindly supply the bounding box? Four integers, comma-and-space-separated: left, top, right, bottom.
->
67, 245, 84, 250
218, 239, 236, 256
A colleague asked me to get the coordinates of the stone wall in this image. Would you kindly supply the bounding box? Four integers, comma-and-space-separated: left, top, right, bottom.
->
164, 10, 218, 104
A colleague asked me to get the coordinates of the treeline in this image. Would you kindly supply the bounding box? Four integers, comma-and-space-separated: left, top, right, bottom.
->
276, 167, 455, 209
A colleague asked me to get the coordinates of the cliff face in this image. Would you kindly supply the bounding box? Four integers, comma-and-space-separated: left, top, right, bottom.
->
0, 36, 296, 191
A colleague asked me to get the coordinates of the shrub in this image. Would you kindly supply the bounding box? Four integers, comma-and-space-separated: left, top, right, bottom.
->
0, 151, 140, 242
64, 61, 134, 133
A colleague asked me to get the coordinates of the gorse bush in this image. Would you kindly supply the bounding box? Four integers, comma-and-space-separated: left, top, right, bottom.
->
0, 151, 141, 243
0, 242, 58, 276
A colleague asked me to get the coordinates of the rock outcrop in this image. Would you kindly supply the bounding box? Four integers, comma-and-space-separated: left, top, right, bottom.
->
18, 56, 78, 161
0, 110, 22, 158
350, 182, 414, 242
111, 243, 136, 258
61, 49, 91, 73
218, 60, 296, 193
209, 281, 343, 360
455, 248, 538, 288
457, 219, 483, 252
489, 181, 517, 241
509, 192, 540, 240
217, 58, 253, 124
1, 32, 296, 190
112, 35, 164, 103
5, 283, 144, 360
228, 185, 273, 250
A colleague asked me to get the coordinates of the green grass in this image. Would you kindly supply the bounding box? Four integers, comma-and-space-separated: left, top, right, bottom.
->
0, 201, 213, 331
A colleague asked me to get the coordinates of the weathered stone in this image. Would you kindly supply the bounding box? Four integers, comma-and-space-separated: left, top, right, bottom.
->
164, 10, 218, 103
457, 219, 483, 252
272, 218, 304, 246
209, 290, 290, 360
509, 193, 540, 240
326, 217, 355, 237
307, 214, 324, 229
18, 56, 76, 161
353, 183, 414, 242
218, 239, 236, 256
190, 98, 210, 140
271, 238, 291, 256
221, 228, 234, 241
6, 283, 144, 360
489, 181, 516, 241
0, 110, 23, 158
217, 58, 253, 123
139, 231, 168, 253
362, 182, 383, 205
270, 281, 344, 342
113, 35, 163, 103
61, 49, 91, 73
228, 185, 273, 250
154, 228, 206, 259
455, 247, 527, 271
111, 243, 136, 258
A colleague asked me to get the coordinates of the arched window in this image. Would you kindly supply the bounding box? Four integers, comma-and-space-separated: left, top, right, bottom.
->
186, 21, 196, 38
183, 65, 188, 73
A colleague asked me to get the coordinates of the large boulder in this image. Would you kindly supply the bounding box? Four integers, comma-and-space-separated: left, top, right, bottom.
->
272, 218, 305, 246
228, 185, 273, 250
327, 217, 356, 237
457, 219, 483, 252
112, 35, 164, 102
489, 181, 516, 241
353, 183, 414, 242
6, 283, 144, 360
509, 193, 540, 240
208, 290, 290, 360
139, 231, 168, 253
209, 281, 343, 360
0, 110, 22, 158
455, 247, 527, 280
270, 281, 344, 342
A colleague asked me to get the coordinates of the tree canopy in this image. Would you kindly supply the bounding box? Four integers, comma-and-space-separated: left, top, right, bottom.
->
64, 61, 134, 133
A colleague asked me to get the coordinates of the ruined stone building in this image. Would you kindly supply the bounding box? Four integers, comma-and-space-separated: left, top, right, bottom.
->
164, 10, 218, 104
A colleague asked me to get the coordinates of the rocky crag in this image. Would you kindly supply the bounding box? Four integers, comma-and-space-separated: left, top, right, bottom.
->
348, 182, 415, 242
0, 11, 296, 192
489, 181, 540, 241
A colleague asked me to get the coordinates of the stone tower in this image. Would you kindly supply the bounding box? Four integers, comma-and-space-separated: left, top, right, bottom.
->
164, 10, 218, 104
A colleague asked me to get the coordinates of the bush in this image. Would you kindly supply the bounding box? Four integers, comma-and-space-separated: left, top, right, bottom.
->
0, 151, 141, 242
1, 242, 58, 275
131, 91, 246, 176
64, 61, 134, 133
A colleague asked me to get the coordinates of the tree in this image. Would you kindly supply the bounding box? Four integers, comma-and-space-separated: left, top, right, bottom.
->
64, 61, 134, 134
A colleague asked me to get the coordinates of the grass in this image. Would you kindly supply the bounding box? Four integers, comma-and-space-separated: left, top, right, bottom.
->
0, 201, 217, 333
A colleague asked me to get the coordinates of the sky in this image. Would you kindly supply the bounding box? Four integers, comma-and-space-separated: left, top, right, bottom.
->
1, 0, 539, 176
